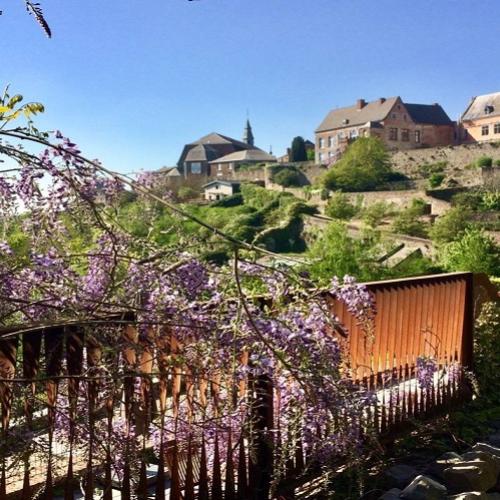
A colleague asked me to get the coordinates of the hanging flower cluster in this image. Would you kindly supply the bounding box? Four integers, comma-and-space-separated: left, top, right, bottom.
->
0, 127, 379, 490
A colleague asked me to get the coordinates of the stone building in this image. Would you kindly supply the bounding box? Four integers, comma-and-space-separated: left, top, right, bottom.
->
460, 91, 500, 143
315, 97, 455, 164
177, 121, 274, 179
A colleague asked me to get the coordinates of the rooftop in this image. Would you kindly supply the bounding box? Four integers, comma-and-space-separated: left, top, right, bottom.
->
461, 92, 500, 121
208, 148, 275, 164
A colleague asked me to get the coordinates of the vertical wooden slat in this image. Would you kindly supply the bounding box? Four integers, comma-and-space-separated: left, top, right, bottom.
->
225, 430, 236, 500
22, 331, 41, 497
65, 327, 84, 500
44, 327, 64, 499
198, 439, 209, 500
237, 434, 248, 500
0, 335, 17, 498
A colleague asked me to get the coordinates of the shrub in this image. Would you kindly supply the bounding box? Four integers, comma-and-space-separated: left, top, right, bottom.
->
287, 201, 318, 218
323, 137, 392, 192
428, 172, 445, 188
429, 206, 471, 243
253, 216, 306, 252
272, 167, 302, 187
392, 200, 430, 238
362, 201, 393, 228
451, 191, 483, 211
474, 302, 500, 396
320, 188, 330, 201
210, 193, 243, 207
306, 221, 381, 284
477, 156, 493, 168
392, 212, 429, 238
418, 161, 447, 178
325, 192, 359, 220
177, 186, 199, 201
439, 228, 500, 276
495, 159, 500, 167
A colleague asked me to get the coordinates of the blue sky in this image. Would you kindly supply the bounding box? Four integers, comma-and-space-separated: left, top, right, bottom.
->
2, 0, 499, 173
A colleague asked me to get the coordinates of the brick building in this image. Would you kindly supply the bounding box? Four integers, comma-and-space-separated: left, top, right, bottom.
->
315, 97, 455, 164
460, 92, 500, 143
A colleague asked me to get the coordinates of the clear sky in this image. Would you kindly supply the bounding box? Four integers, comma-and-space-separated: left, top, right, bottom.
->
2, 0, 499, 173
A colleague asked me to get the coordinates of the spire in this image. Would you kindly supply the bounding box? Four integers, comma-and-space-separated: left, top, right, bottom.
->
243, 119, 254, 147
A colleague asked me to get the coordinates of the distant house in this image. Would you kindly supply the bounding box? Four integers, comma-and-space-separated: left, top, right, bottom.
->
203, 180, 241, 201
315, 97, 455, 164
178, 121, 273, 179
460, 92, 500, 143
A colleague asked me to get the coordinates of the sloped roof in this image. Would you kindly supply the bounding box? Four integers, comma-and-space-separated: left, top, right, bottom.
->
208, 148, 276, 164
202, 180, 241, 189
461, 92, 500, 121
316, 97, 399, 132
158, 166, 181, 176
184, 144, 221, 162
190, 132, 252, 150
405, 103, 453, 125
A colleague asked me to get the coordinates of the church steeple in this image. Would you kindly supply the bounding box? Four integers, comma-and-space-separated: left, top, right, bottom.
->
243, 119, 254, 147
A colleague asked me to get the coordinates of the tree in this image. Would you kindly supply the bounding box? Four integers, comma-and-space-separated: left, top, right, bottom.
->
272, 167, 302, 187
290, 136, 307, 162
325, 192, 360, 220
306, 221, 382, 283
440, 228, 500, 276
323, 137, 392, 192
429, 206, 471, 244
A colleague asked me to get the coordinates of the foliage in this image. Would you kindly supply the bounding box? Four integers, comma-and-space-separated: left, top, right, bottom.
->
477, 156, 493, 168
495, 159, 500, 167
210, 192, 243, 207
439, 228, 500, 276
362, 201, 393, 228
306, 148, 315, 161
474, 302, 500, 397
325, 192, 360, 220
418, 161, 447, 178
322, 137, 392, 192
253, 216, 306, 252
429, 206, 471, 243
306, 222, 382, 283
290, 136, 307, 162
391, 199, 430, 238
286, 201, 318, 218
271, 166, 302, 187
428, 172, 445, 188
177, 185, 199, 201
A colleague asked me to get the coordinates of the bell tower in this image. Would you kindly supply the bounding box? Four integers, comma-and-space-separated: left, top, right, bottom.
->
243, 119, 254, 147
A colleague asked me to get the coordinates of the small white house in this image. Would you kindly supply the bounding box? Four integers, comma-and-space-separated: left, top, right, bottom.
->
203, 180, 241, 201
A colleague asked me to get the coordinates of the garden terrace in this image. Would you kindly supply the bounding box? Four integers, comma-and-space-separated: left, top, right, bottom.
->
0, 272, 493, 499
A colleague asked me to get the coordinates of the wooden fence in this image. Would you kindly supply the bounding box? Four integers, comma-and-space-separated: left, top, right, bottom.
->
0, 272, 494, 499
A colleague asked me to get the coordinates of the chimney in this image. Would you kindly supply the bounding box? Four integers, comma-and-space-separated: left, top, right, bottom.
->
378, 97, 386, 104
356, 98, 366, 109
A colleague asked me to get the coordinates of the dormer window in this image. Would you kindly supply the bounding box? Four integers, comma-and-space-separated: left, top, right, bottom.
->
342, 119, 349, 125
485, 105, 494, 115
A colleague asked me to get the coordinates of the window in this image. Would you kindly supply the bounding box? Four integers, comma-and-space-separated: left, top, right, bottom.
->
494, 123, 500, 134
190, 162, 202, 174
403, 114, 407, 121
392, 113, 397, 119
401, 129, 410, 142
415, 130, 421, 143
217, 164, 222, 171
350, 129, 358, 138
319, 137, 325, 148
328, 136, 333, 147
338, 131, 345, 139
482, 125, 490, 136
389, 128, 398, 141
318, 152, 324, 163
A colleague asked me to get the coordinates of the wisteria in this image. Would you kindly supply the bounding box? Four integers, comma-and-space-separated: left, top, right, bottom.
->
416, 355, 438, 391
0, 116, 382, 495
